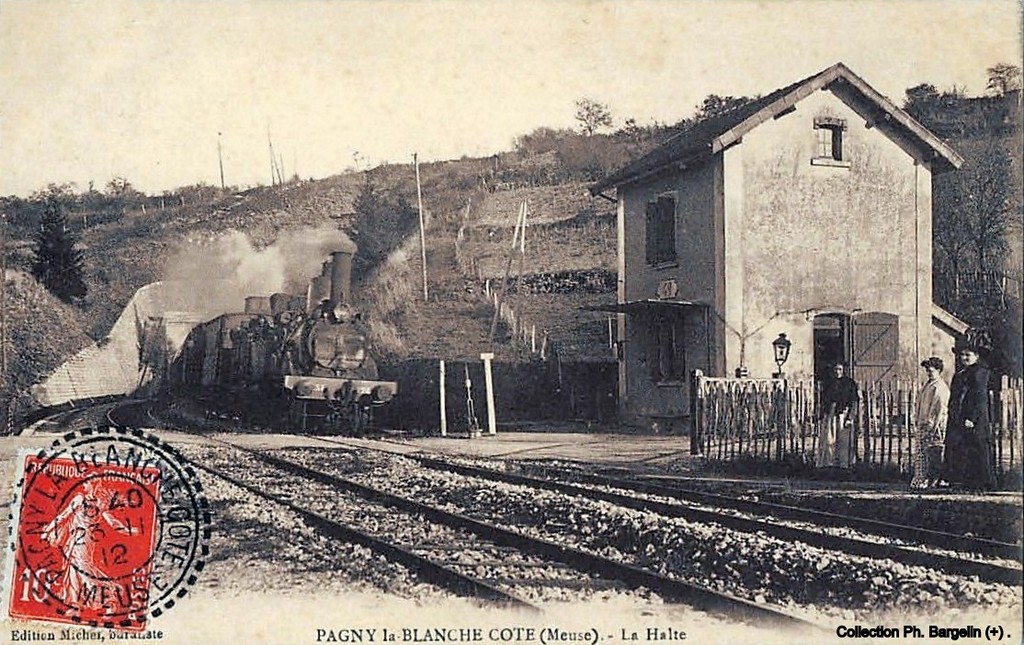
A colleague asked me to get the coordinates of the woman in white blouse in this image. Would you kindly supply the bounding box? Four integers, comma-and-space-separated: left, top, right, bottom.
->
911, 356, 950, 489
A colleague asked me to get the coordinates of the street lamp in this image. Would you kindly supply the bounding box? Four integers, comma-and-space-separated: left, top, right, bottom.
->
772, 333, 792, 379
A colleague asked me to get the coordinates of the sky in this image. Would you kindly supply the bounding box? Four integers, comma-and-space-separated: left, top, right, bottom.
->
0, 0, 1021, 198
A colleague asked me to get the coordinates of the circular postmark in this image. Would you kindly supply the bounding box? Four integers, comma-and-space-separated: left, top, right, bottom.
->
6, 425, 210, 630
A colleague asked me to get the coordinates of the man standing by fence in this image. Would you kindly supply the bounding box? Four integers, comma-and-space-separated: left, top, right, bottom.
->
817, 363, 860, 468
944, 342, 996, 491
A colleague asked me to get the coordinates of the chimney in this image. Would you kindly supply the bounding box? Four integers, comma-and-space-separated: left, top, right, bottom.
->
330, 250, 353, 307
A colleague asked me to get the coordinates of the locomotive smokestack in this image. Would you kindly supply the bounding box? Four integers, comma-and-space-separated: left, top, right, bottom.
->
330, 250, 353, 307
328, 235, 358, 308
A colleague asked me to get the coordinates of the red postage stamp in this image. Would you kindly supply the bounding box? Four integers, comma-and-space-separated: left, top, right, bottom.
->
9, 455, 161, 629
5, 427, 208, 632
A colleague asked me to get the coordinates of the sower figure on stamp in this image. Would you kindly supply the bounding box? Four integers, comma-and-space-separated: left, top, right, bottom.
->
911, 356, 950, 490
943, 341, 996, 491
40, 477, 135, 616
816, 363, 860, 468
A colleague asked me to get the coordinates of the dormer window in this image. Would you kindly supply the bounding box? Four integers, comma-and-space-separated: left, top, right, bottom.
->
812, 116, 850, 167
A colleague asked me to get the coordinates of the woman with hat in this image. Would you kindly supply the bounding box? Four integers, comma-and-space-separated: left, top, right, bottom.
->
943, 340, 996, 491
911, 357, 949, 489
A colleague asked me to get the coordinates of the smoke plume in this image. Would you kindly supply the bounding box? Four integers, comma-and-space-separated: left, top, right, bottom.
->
161, 225, 355, 317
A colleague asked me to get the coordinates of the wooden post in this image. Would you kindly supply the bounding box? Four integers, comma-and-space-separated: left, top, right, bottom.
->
439, 360, 447, 437
531, 325, 536, 353
414, 153, 428, 301
218, 132, 226, 190
513, 202, 528, 335
481, 352, 497, 436
268, 126, 278, 186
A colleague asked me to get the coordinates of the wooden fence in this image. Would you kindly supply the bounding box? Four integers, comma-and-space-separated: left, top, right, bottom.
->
692, 371, 1023, 475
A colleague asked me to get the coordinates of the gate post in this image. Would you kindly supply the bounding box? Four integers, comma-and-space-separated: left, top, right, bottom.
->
439, 360, 447, 437
690, 369, 703, 455
481, 352, 497, 436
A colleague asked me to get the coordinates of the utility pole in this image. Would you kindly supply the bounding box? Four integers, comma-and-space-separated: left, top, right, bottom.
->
414, 153, 428, 301
217, 132, 226, 190
268, 125, 278, 186
489, 201, 525, 342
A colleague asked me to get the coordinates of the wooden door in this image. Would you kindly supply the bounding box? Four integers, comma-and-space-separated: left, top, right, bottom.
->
851, 312, 898, 386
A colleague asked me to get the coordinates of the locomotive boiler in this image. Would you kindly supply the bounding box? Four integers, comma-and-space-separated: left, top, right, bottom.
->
175, 239, 397, 434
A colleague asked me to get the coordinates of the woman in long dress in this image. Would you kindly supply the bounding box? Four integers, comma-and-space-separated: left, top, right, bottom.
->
944, 343, 996, 491
911, 356, 949, 489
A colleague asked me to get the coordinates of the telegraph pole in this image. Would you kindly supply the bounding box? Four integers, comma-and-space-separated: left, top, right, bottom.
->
268, 126, 278, 186
414, 153, 428, 301
217, 132, 226, 190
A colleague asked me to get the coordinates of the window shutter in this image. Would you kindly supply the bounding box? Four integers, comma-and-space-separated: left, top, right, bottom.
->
658, 195, 676, 263
645, 201, 656, 264
831, 128, 843, 161
851, 312, 898, 386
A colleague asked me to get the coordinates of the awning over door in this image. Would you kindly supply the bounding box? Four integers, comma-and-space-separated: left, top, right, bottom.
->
583, 299, 709, 314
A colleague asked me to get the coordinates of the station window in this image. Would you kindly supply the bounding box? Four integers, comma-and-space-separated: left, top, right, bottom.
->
645, 193, 676, 266
812, 116, 850, 167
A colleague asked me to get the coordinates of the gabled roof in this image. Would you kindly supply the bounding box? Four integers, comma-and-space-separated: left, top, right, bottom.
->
591, 63, 964, 195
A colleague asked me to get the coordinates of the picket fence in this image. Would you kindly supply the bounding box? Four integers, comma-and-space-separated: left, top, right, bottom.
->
691, 371, 1023, 474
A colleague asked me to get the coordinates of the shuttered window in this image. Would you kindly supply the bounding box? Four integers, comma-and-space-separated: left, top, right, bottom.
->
813, 116, 848, 165
645, 194, 676, 265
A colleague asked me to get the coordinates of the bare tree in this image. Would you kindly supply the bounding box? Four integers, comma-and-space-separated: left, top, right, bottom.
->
574, 98, 613, 136
934, 137, 1014, 274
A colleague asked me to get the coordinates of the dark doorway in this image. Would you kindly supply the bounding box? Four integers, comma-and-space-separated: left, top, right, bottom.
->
813, 314, 851, 384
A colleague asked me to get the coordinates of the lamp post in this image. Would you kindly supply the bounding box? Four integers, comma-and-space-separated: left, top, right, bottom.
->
772, 333, 791, 379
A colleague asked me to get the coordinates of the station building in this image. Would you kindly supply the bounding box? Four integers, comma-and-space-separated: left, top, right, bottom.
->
589, 63, 969, 427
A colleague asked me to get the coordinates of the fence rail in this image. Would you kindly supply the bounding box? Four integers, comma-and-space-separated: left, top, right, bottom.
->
934, 270, 1023, 307
692, 371, 1023, 475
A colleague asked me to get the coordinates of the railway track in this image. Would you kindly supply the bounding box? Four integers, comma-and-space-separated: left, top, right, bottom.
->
27, 401, 1018, 627
293, 434, 1021, 580
172, 431, 821, 631
569, 468, 1023, 559
369, 451, 1021, 586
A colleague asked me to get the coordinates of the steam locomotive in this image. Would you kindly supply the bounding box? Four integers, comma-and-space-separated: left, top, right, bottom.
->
173, 239, 397, 433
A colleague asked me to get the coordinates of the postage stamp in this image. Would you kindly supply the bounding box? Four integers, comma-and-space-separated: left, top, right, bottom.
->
3, 426, 209, 631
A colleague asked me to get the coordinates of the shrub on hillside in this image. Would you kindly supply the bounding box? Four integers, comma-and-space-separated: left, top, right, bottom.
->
350, 176, 419, 281
1, 272, 92, 431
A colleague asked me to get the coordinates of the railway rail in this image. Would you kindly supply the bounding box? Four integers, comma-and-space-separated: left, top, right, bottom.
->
178, 432, 820, 631
19, 399, 1018, 632
375, 451, 1022, 586
569, 469, 1023, 559
295, 433, 1021, 582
